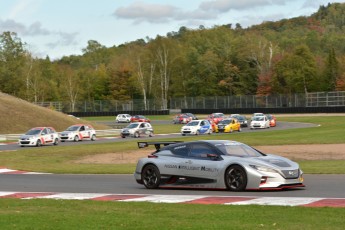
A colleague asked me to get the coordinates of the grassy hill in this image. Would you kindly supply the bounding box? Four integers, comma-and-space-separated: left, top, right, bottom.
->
0, 92, 109, 134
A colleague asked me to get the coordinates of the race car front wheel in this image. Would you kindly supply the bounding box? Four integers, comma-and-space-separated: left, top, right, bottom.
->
36, 140, 42, 147
224, 165, 247, 191
53, 138, 59, 145
142, 164, 161, 189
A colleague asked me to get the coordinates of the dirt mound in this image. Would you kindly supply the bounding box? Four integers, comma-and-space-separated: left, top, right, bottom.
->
0, 92, 109, 133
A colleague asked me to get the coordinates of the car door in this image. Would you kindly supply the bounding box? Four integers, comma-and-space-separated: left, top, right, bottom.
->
138, 123, 147, 135
179, 143, 221, 178
42, 128, 53, 144
79, 125, 90, 139
199, 120, 211, 134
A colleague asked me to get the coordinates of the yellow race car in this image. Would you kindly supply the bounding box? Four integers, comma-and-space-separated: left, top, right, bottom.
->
215, 118, 241, 133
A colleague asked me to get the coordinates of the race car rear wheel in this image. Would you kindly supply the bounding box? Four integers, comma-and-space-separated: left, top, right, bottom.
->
142, 164, 161, 189
224, 165, 247, 191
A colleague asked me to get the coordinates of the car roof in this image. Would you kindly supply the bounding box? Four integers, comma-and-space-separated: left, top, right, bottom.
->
162, 140, 241, 150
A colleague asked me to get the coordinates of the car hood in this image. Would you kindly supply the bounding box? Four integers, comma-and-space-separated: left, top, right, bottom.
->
121, 128, 133, 132
60, 131, 76, 135
223, 154, 298, 169
19, 134, 38, 139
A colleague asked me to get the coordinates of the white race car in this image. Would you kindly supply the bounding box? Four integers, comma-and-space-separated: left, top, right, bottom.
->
59, 124, 96, 142
18, 127, 60, 147
250, 116, 270, 129
181, 120, 213, 136
134, 140, 305, 191
115, 114, 131, 123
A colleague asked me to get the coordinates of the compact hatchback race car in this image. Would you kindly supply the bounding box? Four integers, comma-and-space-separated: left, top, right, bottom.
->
18, 127, 59, 147
250, 115, 270, 129
59, 124, 96, 142
181, 120, 212, 136
215, 118, 241, 133
130, 115, 150, 123
115, 114, 131, 123
134, 140, 305, 191
121, 122, 154, 138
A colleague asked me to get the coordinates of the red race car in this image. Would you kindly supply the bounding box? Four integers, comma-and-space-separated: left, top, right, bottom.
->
266, 114, 277, 127
131, 115, 150, 123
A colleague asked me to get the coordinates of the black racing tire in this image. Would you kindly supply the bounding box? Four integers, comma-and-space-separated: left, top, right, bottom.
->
74, 135, 79, 142
148, 131, 153, 137
224, 165, 247, 191
141, 164, 161, 189
134, 132, 140, 138
53, 138, 59, 145
238, 127, 242, 132
91, 134, 96, 141
230, 128, 233, 133
36, 139, 42, 147
196, 130, 200, 135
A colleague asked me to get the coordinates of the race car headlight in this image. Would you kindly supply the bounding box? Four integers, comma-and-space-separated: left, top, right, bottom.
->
250, 165, 278, 173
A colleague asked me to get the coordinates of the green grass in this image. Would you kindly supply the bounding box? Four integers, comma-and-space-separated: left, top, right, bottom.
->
0, 199, 344, 230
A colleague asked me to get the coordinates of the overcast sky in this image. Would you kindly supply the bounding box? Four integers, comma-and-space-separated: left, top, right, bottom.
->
1, 0, 344, 60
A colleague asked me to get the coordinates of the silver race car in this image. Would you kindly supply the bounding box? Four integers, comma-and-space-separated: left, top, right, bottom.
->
134, 140, 304, 191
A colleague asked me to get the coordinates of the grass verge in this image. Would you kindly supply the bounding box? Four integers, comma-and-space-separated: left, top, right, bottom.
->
1, 199, 345, 229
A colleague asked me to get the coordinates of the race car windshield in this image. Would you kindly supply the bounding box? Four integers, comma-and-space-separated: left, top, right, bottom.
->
66, 126, 79, 131
219, 120, 231, 125
127, 123, 140, 128
186, 121, 199, 126
253, 116, 265, 121
26, 129, 41, 135
219, 143, 263, 157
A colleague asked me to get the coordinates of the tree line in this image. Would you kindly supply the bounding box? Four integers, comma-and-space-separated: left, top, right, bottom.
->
1, 3, 345, 111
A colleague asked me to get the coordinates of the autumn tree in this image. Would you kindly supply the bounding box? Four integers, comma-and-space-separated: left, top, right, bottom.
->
0, 32, 28, 97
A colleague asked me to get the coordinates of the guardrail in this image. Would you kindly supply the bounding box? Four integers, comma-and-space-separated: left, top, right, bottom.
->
0, 129, 121, 141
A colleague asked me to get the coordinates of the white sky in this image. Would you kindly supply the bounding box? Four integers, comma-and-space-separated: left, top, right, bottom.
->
1, 0, 344, 60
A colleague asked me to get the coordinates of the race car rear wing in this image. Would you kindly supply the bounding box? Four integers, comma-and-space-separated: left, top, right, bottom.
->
138, 141, 183, 151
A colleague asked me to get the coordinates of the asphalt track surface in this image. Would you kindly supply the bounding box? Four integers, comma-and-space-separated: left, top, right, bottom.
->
1, 120, 343, 202
0, 174, 345, 198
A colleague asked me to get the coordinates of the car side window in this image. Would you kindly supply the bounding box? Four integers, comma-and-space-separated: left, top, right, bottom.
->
41, 128, 47, 135
171, 145, 190, 157
189, 144, 214, 159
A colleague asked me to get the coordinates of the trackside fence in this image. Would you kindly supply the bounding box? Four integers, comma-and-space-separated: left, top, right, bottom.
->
33, 91, 345, 113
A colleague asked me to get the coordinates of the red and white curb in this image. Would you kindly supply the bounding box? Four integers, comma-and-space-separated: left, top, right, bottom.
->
0, 192, 345, 207
0, 167, 50, 174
